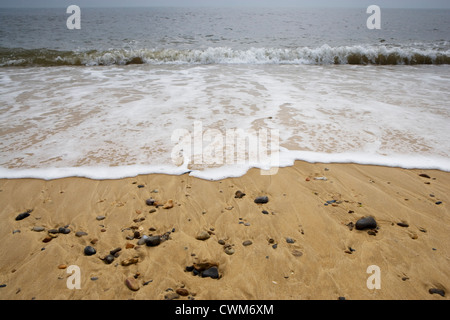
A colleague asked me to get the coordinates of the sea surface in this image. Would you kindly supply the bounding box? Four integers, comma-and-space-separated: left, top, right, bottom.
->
0, 7, 449, 179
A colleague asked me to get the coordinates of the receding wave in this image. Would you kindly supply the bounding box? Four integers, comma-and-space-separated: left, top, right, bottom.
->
1, 45, 450, 67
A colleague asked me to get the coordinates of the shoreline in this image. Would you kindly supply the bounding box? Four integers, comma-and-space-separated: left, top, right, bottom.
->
0, 160, 448, 300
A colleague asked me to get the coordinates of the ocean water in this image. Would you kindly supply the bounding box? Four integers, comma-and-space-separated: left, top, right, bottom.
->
0, 7, 449, 180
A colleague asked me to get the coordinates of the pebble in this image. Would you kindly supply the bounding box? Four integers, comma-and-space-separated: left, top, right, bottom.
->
218, 239, 226, 245
12, 230, 20, 234
163, 199, 174, 209
58, 227, 71, 234
96, 215, 106, 221
75, 231, 88, 237
125, 277, 140, 291
137, 235, 149, 245
286, 237, 295, 244
91, 277, 99, 281
84, 246, 96, 256
397, 222, 409, 228
429, 288, 445, 297
58, 264, 67, 269
15, 210, 32, 221
176, 288, 189, 296
145, 235, 161, 247
32, 226, 45, 232
435, 201, 442, 205
196, 231, 210, 241
254, 196, 269, 204
419, 173, 431, 179
262, 210, 269, 214
110, 247, 122, 256
164, 292, 179, 300
235, 190, 246, 198
355, 216, 377, 230
242, 240, 253, 246
145, 198, 155, 206
103, 254, 115, 264
224, 245, 235, 255
201, 267, 219, 279
121, 257, 139, 266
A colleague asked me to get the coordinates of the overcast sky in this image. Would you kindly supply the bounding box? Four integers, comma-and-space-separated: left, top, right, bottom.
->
0, 0, 449, 8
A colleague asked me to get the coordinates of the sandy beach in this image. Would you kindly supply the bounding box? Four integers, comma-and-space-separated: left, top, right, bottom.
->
0, 160, 448, 300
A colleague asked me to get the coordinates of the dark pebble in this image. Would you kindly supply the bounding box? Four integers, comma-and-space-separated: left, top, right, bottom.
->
145, 235, 161, 247
338, 296, 346, 300
185, 265, 195, 272
286, 237, 295, 244
355, 216, 377, 230
435, 201, 442, 205
137, 184, 145, 188
48, 229, 59, 234
145, 198, 155, 206
201, 267, 219, 279
262, 210, 269, 215
15, 209, 32, 221
254, 196, 269, 204
58, 227, 70, 234
397, 222, 409, 228
84, 246, 96, 256
103, 254, 115, 264
419, 173, 431, 179
234, 190, 246, 198
110, 247, 122, 256
429, 288, 445, 297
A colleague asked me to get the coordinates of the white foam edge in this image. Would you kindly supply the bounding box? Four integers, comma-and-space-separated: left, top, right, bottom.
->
0, 148, 449, 181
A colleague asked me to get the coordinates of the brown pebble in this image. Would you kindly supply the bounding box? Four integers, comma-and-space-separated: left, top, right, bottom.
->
429, 288, 445, 297
121, 257, 139, 266
58, 264, 67, 269
125, 277, 140, 291
234, 190, 246, 198
135, 209, 142, 214
176, 288, 189, 296
242, 240, 253, 246
125, 243, 135, 249
90, 238, 98, 245
42, 236, 53, 243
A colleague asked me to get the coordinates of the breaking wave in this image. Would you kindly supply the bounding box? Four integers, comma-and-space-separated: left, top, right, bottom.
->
1, 45, 450, 67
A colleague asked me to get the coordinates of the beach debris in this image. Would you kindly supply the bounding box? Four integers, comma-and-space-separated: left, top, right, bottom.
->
125, 277, 140, 291
102, 254, 115, 264
429, 288, 445, 297
235, 190, 246, 198
15, 209, 33, 221
355, 216, 377, 230
84, 246, 96, 256
196, 231, 210, 241
419, 173, 431, 179
254, 196, 269, 204
314, 177, 327, 181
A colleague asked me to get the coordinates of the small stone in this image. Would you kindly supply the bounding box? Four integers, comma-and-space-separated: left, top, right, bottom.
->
224, 246, 235, 255
163, 199, 174, 209
58, 264, 67, 269
125, 243, 135, 249
149, 209, 156, 213
84, 246, 96, 256
96, 215, 106, 221
75, 231, 88, 237
355, 216, 377, 230
137, 235, 149, 245
103, 254, 115, 264
419, 173, 431, 179
435, 201, 442, 205
242, 240, 253, 246
91, 277, 99, 281
90, 238, 98, 245
218, 239, 226, 245
121, 257, 139, 266
110, 247, 122, 256
125, 277, 140, 291
145, 236, 161, 247
429, 288, 445, 297
58, 227, 70, 234
367, 230, 377, 236
196, 231, 210, 241
164, 292, 179, 300
397, 222, 409, 227
15, 209, 32, 221
286, 237, 295, 244
48, 229, 59, 234
235, 190, 246, 198
137, 184, 145, 188
292, 250, 303, 257
254, 196, 269, 204
42, 236, 53, 243
176, 288, 189, 296
201, 267, 219, 279
145, 198, 155, 206
262, 210, 269, 214
32, 226, 45, 232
